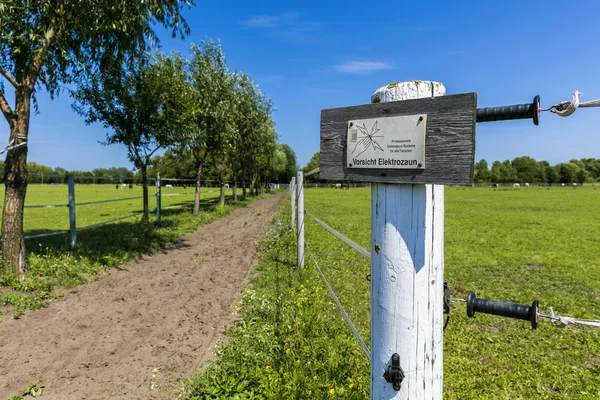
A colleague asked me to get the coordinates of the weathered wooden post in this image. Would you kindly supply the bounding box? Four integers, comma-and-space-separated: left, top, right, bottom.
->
290, 176, 296, 228
369, 82, 446, 399
296, 171, 304, 268
155, 173, 161, 223
68, 174, 76, 249
320, 81, 477, 399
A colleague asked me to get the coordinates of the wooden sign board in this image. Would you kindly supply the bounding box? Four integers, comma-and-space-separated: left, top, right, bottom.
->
319, 93, 477, 185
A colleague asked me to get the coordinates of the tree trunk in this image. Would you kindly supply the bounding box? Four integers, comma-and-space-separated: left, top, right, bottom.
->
242, 179, 247, 200
141, 164, 149, 222
219, 169, 225, 206
193, 162, 202, 215
2, 90, 31, 276
233, 180, 238, 201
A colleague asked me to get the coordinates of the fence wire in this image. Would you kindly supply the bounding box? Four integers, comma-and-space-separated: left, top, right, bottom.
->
77, 196, 144, 207
305, 244, 371, 362
304, 210, 371, 260
24, 230, 69, 240
304, 167, 320, 177
76, 212, 144, 231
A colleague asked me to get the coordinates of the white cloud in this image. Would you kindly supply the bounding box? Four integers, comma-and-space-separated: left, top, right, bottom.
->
242, 13, 299, 28
333, 61, 393, 74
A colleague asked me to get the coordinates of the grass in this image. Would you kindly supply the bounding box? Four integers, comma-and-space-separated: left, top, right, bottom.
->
0, 184, 230, 235
184, 186, 600, 399
0, 184, 267, 318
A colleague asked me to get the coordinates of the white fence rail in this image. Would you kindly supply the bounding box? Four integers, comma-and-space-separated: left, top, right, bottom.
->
0, 173, 256, 248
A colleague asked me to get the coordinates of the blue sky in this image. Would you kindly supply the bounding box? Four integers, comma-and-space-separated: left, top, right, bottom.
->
9, 0, 600, 172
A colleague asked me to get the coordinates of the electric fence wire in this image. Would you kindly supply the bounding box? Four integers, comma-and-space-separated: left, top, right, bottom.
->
304, 210, 370, 260
305, 243, 371, 362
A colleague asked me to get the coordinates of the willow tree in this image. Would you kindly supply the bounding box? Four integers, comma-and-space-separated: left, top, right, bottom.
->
187, 41, 235, 211
229, 74, 277, 198
0, 0, 193, 275
73, 52, 193, 221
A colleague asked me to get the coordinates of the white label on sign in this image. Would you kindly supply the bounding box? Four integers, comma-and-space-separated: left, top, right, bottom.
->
346, 114, 426, 169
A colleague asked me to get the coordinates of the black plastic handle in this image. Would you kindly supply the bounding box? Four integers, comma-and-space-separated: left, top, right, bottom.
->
476, 96, 540, 125
466, 291, 539, 329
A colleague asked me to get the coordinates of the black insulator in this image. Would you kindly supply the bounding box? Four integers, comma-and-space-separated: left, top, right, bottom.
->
476, 96, 540, 125
466, 291, 539, 329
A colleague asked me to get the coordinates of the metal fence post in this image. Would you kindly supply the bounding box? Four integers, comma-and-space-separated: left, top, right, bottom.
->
156, 173, 161, 223
290, 176, 296, 228
68, 174, 76, 249
296, 171, 304, 268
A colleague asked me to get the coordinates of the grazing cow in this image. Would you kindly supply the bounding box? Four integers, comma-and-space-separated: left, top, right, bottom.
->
165, 184, 174, 189
561, 183, 566, 187
224, 183, 230, 189
525, 183, 530, 187
129, 183, 133, 189
493, 183, 499, 188
116, 184, 119, 189
121, 183, 127, 189
513, 183, 520, 188
572, 182, 578, 187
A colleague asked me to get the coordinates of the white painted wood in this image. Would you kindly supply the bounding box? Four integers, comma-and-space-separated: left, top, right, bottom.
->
156, 173, 161, 223
370, 80, 445, 399
68, 174, 76, 249
296, 172, 304, 269
290, 177, 296, 228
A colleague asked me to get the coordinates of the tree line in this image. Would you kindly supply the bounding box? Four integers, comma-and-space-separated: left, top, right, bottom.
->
474, 157, 600, 184
300, 152, 600, 186
0, 2, 296, 276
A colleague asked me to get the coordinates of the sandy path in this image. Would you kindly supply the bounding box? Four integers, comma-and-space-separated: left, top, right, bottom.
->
0, 192, 285, 399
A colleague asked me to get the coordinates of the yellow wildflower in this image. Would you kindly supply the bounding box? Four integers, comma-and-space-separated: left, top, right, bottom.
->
285, 348, 291, 355
313, 376, 317, 381
329, 388, 335, 396
265, 365, 271, 372
296, 359, 301, 365
306, 361, 311, 366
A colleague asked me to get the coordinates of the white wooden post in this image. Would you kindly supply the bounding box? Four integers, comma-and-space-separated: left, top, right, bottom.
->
155, 173, 161, 223
370, 81, 445, 399
296, 171, 304, 268
290, 176, 296, 228
68, 174, 76, 249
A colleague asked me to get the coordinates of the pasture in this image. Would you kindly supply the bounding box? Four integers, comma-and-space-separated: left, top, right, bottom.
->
0, 183, 231, 235
186, 186, 600, 399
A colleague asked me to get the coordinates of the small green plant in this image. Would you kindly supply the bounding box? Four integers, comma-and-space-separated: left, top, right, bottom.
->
16, 379, 45, 398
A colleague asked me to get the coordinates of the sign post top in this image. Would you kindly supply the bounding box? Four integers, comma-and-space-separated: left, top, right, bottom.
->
319, 92, 477, 186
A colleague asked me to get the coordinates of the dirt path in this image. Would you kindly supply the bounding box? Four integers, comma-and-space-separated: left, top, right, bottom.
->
0, 193, 285, 400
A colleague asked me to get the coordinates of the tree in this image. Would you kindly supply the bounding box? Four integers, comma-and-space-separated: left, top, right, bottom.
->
511, 156, 539, 183
0, 0, 193, 275
279, 144, 298, 183
303, 152, 321, 183
74, 52, 193, 221
228, 72, 277, 199
186, 41, 235, 211
474, 159, 490, 183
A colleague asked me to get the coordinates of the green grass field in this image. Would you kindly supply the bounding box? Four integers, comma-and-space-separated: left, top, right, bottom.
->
0, 184, 231, 236
186, 186, 600, 399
